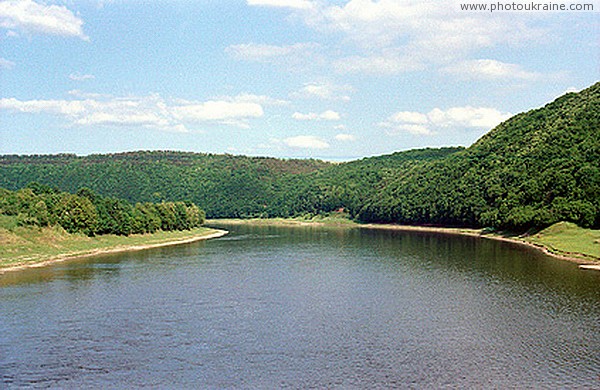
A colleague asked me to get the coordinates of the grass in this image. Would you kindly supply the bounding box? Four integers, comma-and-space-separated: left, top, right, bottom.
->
0, 215, 221, 269
523, 222, 600, 262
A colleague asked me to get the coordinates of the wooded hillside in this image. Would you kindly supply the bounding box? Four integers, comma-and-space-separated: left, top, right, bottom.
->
1, 82, 598, 230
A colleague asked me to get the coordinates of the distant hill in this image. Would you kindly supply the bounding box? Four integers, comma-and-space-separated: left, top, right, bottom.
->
0, 151, 332, 218
1, 82, 598, 229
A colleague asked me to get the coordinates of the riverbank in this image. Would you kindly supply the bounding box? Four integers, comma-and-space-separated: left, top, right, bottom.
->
210, 215, 357, 227
0, 224, 228, 274
207, 218, 600, 267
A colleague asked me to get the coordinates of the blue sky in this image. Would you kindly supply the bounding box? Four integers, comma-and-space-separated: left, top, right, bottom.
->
0, 0, 597, 159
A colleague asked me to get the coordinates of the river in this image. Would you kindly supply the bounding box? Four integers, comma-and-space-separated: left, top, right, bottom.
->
1, 223, 599, 388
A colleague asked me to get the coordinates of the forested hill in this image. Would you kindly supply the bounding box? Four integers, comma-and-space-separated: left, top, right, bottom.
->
1, 82, 598, 229
0, 152, 331, 218
0, 147, 458, 219
355, 82, 600, 229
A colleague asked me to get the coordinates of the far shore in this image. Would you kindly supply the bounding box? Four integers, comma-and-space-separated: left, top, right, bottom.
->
0, 229, 228, 274
4, 218, 597, 274
207, 218, 600, 268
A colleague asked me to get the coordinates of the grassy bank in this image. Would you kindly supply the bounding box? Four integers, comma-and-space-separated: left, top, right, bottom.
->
521, 222, 600, 263
0, 215, 226, 272
207, 217, 600, 265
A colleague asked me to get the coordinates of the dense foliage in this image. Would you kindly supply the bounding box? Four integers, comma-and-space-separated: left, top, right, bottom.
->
1, 82, 598, 230
0, 183, 205, 236
354, 82, 600, 229
0, 152, 329, 218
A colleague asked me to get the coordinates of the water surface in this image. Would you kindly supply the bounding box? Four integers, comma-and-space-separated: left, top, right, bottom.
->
1, 224, 599, 388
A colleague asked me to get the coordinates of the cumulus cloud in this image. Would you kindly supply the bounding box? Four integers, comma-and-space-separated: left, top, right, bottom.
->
428, 107, 511, 129
292, 110, 340, 121
0, 97, 86, 116
243, 0, 549, 76
0, 93, 271, 132
226, 42, 320, 62
283, 135, 330, 149
388, 111, 429, 124
318, 0, 543, 51
441, 59, 542, 80
0, 0, 88, 40
335, 133, 356, 141
172, 101, 263, 122
292, 82, 353, 101
380, 106, 512, 136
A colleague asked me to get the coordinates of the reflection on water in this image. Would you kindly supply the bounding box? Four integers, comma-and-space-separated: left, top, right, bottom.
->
1, 224, 599, 388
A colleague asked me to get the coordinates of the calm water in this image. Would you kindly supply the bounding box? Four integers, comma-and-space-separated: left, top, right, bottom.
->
1, 224, 599, 388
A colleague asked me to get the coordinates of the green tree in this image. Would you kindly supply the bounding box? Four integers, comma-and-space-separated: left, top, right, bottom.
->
53, 193, 98, 235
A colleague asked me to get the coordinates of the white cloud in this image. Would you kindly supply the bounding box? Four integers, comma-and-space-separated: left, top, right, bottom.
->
225, 42, 320, 62
394, 124, 434, 136
321, 1, 438, 46
441, 59, 542, 80
0, 57, 15, 69
69, 73, 95, 81
380, 106, 512, 136
292, 110, 340, 121
0, 93, 271, 132
335, 133, 356, 141
0, 95, 183, 131
172, 101, 263, 122
320, 110, 341, 121
428, 107, 511, 129
284, 135, 330, 149
293, 82, 353, 101
0, 0, 88, 40
243, 0, 548, 76
247, 0, 315, 10
0, 97, 86, 115
225, 93, 289, 106
67, 89, 111, 99
318, 0, 543, 50
389, 111, 429, 124
332, 50, 425, 75
292, 112, 317, 120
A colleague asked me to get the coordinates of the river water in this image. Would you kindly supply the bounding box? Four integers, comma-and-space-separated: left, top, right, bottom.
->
1, 223, 599, 388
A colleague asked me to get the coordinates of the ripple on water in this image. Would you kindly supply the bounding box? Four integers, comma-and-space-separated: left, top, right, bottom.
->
1, 224, 599, 388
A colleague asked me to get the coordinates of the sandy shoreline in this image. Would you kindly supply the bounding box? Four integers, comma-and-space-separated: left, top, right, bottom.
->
0, 229, 228, 274
4, 219, 597, 274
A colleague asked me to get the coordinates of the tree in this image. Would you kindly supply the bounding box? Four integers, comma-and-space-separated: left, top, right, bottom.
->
53, 193, 98, 235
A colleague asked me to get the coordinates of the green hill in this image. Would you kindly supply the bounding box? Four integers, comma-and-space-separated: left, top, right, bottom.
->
1, 82, 598, 229
0, 152, 330, 218
355, 82, 599, 229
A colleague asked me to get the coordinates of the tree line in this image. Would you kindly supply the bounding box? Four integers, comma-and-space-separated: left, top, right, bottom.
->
0, 82, 598, 231
350, 83, 599, 230
0, 183, 205, 236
